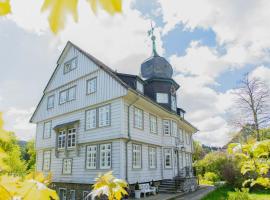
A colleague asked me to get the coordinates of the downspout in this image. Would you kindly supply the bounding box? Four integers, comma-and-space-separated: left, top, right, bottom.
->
125, 95, 139, 182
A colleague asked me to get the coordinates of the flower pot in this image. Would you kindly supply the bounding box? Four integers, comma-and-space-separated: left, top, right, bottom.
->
135, 190, 141, 199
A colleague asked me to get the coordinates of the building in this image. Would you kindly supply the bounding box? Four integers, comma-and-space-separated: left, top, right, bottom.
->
30, 38, 198, 199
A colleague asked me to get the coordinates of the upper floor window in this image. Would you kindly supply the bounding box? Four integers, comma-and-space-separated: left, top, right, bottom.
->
85, 105, 111, 130
186, 132, 191, 145
100, 143, 111, 169
179, 128, 184, 142
136, 80, 144, 93
67, 128, 76, 148
134, 107, 143, 129
99, 105, 110, 127
43, 121, 52, 139
59, 86, 76, 105
163, 120, 170, 135
86, 145, 97, 169
171, 95, 177, 111
171, 121, 177, 137
58, 130, 66, 150
47, 95, 55, 109
164, 149, 172, 168
85, 109, 97, 130
149, 147, 156, 169
156, 93, 168, 103
63, 57, 77, 74
43, 150, 51, 171
86, 77, 97, 94
149, 114, 157, 134
132, 144, 142, 169
62, 158, 72, 175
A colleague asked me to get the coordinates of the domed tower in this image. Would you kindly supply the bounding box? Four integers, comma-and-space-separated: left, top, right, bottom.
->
141, 25, 180, 112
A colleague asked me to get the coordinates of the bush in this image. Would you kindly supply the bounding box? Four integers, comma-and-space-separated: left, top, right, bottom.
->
204, 172, 219, 183
228, 188, 250, 200
221, 161, 243, 188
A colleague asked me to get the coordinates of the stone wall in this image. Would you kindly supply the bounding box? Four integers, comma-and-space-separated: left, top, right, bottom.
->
178, 177, 198, 193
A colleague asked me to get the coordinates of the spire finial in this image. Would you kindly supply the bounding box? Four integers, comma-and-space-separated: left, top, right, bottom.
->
148, 21, 158, 56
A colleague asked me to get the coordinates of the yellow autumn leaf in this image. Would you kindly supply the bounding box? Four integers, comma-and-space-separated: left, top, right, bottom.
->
0, 0, 11, 16
88, 0, 122, 15
41, 0, 78, 34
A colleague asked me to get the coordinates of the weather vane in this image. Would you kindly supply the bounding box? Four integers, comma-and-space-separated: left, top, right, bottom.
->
148, 21, 158, 56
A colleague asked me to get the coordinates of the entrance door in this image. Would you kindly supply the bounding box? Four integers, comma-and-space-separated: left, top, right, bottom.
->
174, 150, 179, 177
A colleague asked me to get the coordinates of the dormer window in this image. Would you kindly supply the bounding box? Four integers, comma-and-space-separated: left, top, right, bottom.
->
171, 95, 177, 111
64, 57, 77, 74
136, 80, 144, 93
156, 93, 168, 103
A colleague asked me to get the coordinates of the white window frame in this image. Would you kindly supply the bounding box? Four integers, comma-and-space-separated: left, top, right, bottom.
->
164, 148, 172, 168
136, 80, 144, 93
156, 93, 168, 103
83, 191, 91, 200
47, 95, 55, 109
86, 77, 97, 94
59, 86, 76, 105
163, 120, 171, 135
171, 121, 177, 137
86, 145, 97, 169
70, 190, 75, 200
58, 130, 66, 150
43, 150, 51, 171
63, 57, 77, 74
100, 143, 111, 169
132, 144, 142, 169
171, 95, 177, 111
85, 108, 97, 130
98, 105, 111, 127
43, 121, 52, 139
148, 147, 156, 169
62, 158, 72, 175
186, 132, 190, 145
67, 128, 76, 148
59, 188, 67, 200
134, 107, 143, 129
149, 114, 157, 134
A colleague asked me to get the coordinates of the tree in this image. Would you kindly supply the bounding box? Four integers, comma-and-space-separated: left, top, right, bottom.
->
21, 140, 36, 172
233, 73, 270, 141
192, 141, 204, 162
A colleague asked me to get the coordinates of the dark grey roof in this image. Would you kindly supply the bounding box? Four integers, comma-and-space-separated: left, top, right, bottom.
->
54, 120, 80, 130
141, 55, 173, 79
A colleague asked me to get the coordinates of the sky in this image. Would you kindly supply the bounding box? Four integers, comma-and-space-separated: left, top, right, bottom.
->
1, 0, 270, 147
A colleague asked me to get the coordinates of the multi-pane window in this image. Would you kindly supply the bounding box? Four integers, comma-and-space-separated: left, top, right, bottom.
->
171, 121, 177, 137
62, 158, 72, 174
149, 147, 156, 169
58, 130, 66, 149
99, 105, 110, 127
179, 128, 184, 142
59, 86, 76, 104
59, 188, 67, 200
134, 107, 143, 129
186, 132, 190, 145
164, 149, 172, 168
43, 150, 51, 171
64, 57, 77, 74
70, 190, 75, 200
171, 95, 177, 111
67, 128, 76, 148
47, 95, 55, 109
136, 80, 144, 93
132, 144, 142, 168
149, 114, 157, 134
100, 144, 111, 169
163, 120, 170, 135
86, 145, 97, 169
185, 153, 189, 166
86, 78, 97, 94
85, 109, 97, 130
43, 121, 51, 139
156, 93, 168, 103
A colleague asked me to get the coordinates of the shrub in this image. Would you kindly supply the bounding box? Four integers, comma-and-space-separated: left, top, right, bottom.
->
135, 182, 140, 190
227, 188, 250, 200
204, 172, 219, 183
221, 161, 243, 188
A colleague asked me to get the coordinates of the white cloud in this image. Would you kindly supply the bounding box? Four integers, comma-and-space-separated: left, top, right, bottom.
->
251, 65, 270, 87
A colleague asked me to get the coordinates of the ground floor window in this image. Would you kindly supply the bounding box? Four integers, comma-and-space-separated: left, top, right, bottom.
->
86, 145, 97, 169
70, 190, 75, 200
59, 188, 67, 200
148, 147, 156, 169
100, 143, 111, 169
62, 158, 72, 175
164, 149, 172, 168
132, 144, 142, 168
43, 150, 51, 171
83, 191, 91, 200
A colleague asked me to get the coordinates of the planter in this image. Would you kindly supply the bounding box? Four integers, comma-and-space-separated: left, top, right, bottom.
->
134, 190, 141, 199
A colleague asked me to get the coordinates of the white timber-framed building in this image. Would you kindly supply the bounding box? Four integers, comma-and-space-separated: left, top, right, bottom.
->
30, 41, 198, 200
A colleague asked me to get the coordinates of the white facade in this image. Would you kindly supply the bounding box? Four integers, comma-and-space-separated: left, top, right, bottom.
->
31, 42, 196, 185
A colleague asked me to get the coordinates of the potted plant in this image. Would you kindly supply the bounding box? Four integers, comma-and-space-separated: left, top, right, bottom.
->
134, 182, 141, 199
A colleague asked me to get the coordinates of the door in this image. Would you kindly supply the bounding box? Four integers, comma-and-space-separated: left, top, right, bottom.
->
174, 150, 179, 177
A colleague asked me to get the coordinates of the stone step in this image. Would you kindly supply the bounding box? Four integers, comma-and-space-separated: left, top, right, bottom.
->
159, 184, 176, 188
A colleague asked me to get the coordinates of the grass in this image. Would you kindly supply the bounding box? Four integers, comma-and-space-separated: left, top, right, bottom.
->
201, 185, 270, 200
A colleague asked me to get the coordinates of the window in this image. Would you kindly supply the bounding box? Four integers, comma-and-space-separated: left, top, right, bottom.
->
149, 147, 156, 169
156, 93, 168, 103
98, 105, 110, 127
67, 128, 76, 148
70, 190, 75, 200
185, 153, 189, 166
100, 144, 111, 169
58, 130, 66, 150
186, 132, 190, 145
83, 191, 91, 200
47, 95, 55, 109
85, 109, 96, 130
171, 121, 177, 137
134, 107, 143, 129
164, 149, 172, 168
163, 120, 170, 135
64, 57, 77, 74
149, 114, 157, 134
136, 80, 144, 93
59, 188, 67, 200
86, 145, 97, 169
87, 78, 97, 94
59, 86, 76, 104
179, 128, 184, 142
62, 158, 72, 174
43, 121, 52, 139
171, 95, 176, 111
132, 144, 142, 168
43, 151, 51, 171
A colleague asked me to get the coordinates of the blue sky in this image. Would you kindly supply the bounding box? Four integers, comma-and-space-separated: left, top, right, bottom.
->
1, 0, 270, 146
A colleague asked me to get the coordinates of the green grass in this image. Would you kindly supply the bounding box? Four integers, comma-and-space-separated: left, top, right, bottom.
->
201, 185, 270, 200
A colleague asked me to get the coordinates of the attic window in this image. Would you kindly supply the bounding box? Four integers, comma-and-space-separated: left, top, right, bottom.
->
136, 80, 144, 93
156, 93, 168, 103
64, 57, 77, 74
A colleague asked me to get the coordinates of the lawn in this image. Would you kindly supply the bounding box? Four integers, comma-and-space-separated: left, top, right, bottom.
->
202, 185, 270, 200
